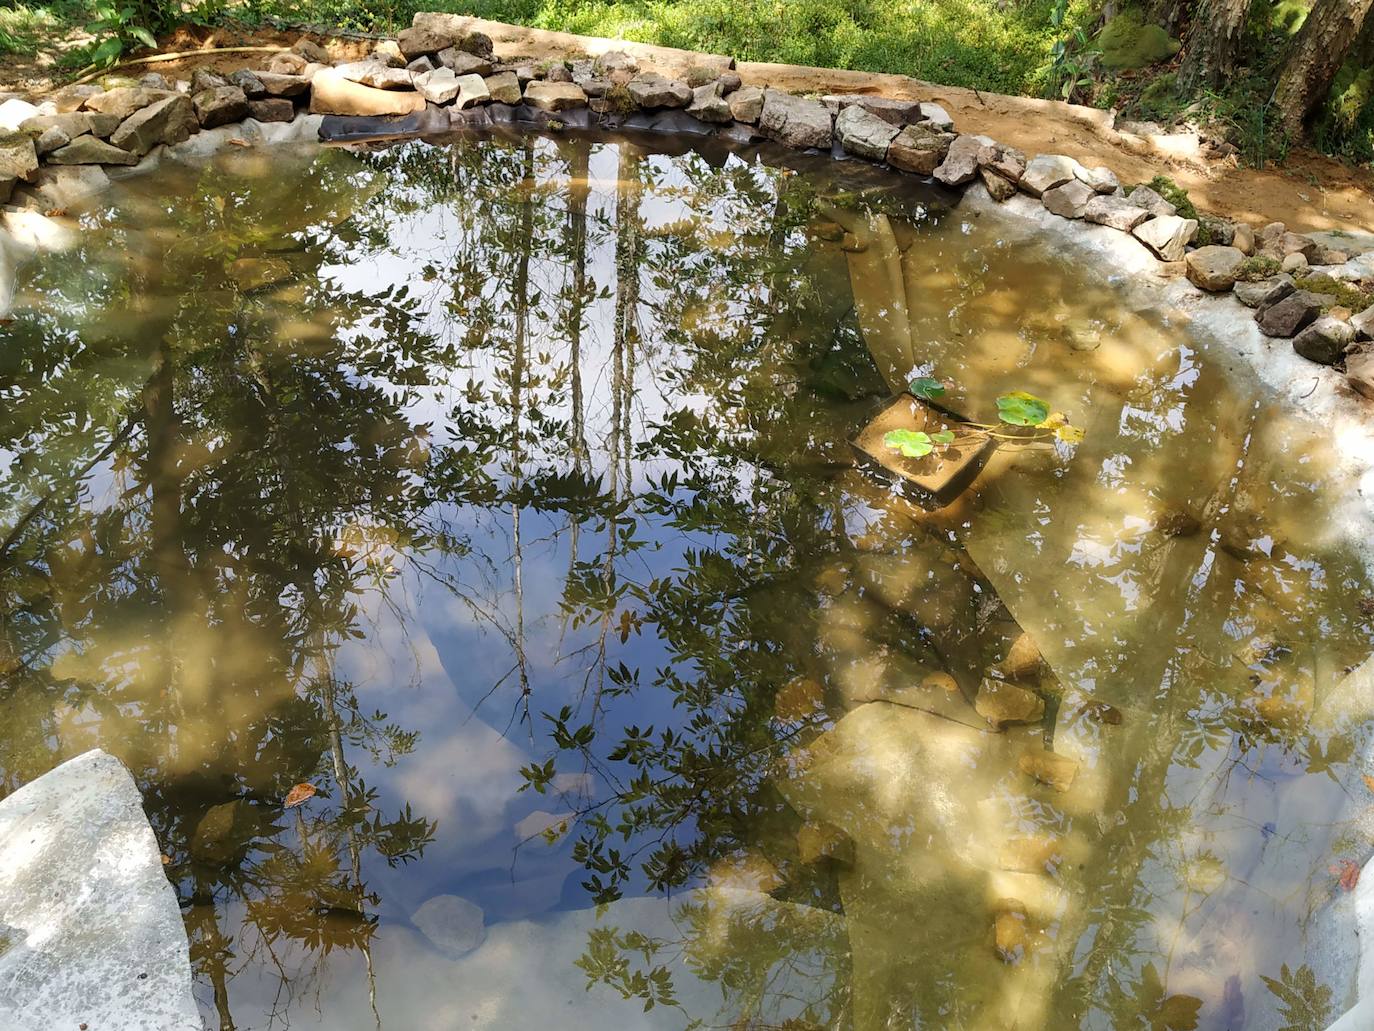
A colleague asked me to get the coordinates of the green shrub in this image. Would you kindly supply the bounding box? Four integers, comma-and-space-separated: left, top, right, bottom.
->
1236, 256, 1283, 281
1096, 10, 1180, 71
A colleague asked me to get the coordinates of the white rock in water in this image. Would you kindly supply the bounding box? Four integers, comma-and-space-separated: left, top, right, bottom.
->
0, 750, 199, 1031
412, 894, 486, 957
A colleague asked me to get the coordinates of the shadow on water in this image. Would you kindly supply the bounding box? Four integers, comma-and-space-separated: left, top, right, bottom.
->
0, 129, 1372, 1030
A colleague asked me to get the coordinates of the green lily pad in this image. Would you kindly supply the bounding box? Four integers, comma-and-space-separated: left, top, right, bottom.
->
996, 391, 1051, 427
884, 429, 934, 458
932, 429, 956, 445
908, 376, 946, 400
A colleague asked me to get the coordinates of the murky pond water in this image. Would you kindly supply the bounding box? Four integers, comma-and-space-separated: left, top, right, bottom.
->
3, 130, 1373, 1030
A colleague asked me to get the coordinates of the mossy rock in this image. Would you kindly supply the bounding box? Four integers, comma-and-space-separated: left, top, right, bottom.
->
1236, 256, 1283, 281
1097, 11, 1181, 71
1293, 273, 1374, 311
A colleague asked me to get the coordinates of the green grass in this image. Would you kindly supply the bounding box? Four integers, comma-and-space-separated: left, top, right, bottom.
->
0, 2, 72, 54
237, 0, 1097, 96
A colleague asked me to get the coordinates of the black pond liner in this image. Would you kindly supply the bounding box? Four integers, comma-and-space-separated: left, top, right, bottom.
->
317, 102, 964, 212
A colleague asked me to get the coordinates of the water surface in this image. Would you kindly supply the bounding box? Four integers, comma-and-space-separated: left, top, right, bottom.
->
2, 131, 1372, 1030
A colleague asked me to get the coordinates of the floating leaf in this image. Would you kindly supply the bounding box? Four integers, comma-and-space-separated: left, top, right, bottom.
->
932, 429, 956, 445
996, 391, 1051, 427
283, 783, 317, 809
908, 376, 946, 400
1055, 424, 1085, 444
883, 429, 934, 458
1330, 858, 1360, 892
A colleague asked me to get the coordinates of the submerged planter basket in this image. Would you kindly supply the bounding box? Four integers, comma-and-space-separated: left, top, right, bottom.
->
851, 394, 994, 509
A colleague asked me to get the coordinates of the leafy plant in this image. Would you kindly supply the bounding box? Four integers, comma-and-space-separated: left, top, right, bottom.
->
1261, 963, 1333, 1031
881, 377, 1084, 463
84, 0, 168, 68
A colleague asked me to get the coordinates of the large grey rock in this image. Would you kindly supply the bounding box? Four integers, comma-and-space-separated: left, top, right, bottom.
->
437, 48, 492, 77
1083, 193, 1152, 231
228, 68, 267, 98
46, 134, 140, 166
823, 93, 922, 126
1184, 245, 1245, 291
1074, 163, 1118, 193
1132, 214, 1198, 261
886, 123, 952, 174
981, 142, 1026, 182
414, 67, 463, 104
1234, 274, 1294, 308
918, 101, 954, 130
110, 94, 199, 156
484, 71, 522, 105
33, 126, 69, 156
759, 89, 832, 149
1347, 347, 1374, 400
192, 85, 249, 128
1020, 154, 1080, 197
628, 74, 692, 109
686, 82, 732, 123
1353, 305, 1374, 341
522, 81, 587, 112
83, 86, 172, 120
20, 111, 118, 140
397, 23, 456, 59
728, 85, 764, 124
834, 103, 899, 160
1292, 316, 1356, 365
0, 133, 39, 202
592, 50, 639, 81
334, 60, 414, 90
1125, 184, 1177, 218
412, 895, 486, 957
933, 132, 993, 186
256, 72, 311, 98
1257, 290, 1328, 338
247, 98, 295, 123
0, 750, 199, 1031
453, 73, 490, 109
1041, 178, 1095, 219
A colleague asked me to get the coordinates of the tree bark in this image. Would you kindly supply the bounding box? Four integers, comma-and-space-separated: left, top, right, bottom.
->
1274, 0, 1374, 138
1176, 0, 1256, 93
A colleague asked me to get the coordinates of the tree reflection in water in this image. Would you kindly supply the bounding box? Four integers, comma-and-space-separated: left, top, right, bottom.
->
1, 132, 1372, 1030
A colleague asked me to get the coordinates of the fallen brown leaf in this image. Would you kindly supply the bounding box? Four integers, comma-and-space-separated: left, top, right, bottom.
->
283, 782, 317, 808
1330, 858, 1361, 892
228, 138, 251, 148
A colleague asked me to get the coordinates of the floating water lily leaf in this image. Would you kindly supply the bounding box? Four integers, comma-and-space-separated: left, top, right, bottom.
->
908, 376, 946, 400
932, 429, 956, 445
283, 783, 317, 809
1055, 424, 1085, 444
996, 391, 1051, 426
883, 429, 934, 458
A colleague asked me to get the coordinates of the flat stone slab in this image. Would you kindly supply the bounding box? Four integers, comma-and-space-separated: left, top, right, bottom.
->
0, 750, 199, 1031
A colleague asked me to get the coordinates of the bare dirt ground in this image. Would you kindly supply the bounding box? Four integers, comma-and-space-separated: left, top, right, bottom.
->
3, 20, 1371, 236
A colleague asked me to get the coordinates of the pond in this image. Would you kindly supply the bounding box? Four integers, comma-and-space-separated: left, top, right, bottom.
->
2, 129, 1373, 1030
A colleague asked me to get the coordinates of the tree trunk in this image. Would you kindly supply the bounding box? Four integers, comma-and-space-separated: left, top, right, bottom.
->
1177, 0, 1255, 93
1274, 0, 1374, 138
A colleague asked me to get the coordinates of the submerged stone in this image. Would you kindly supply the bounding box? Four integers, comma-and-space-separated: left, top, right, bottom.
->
974, 678, 1044, 729
412, 895, 487, 957
0, 750, 198, 1031
797, 821, 854, 864
1017, 749, 1079, 791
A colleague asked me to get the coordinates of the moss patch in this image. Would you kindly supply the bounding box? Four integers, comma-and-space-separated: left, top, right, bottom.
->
1293, 274, 1374, 312
1236, 256, 1283, 281
1097, 11, 1180, 71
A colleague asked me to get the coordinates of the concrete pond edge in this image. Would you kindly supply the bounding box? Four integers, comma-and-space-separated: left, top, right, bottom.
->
4, 15, 1374, 1030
